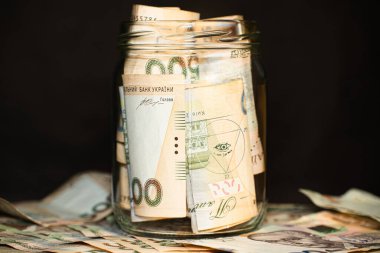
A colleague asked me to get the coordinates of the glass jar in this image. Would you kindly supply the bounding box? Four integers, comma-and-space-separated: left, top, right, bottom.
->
112, 20, 267, 238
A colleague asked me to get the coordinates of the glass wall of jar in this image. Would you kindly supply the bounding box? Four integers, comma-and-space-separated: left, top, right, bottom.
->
112, 20, 267, 238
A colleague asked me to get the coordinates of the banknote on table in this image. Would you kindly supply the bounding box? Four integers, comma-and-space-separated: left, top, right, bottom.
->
300, 188, 380, 222
47, 243, 109, 253
0, 246, 21, 253
264, 203, 319, 225
1, 223, 88, 245
68, 224, 120, 238
105, 236, 159, 253
0, 230, 60, 252
186, 79, 257, 232
181, 208, 380, 253
0, 215, 37, 231
182, 224, 380, 253
135, 236, 216, 252
288, 211, 380, 251
84, 239, 137, 253
0, 171, 111, 227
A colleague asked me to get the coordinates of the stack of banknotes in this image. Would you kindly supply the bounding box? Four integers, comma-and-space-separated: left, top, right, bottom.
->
1, 171, 380, 252
116, 4, 266, 233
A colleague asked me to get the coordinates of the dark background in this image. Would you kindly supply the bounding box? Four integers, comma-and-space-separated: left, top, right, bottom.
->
0, 1, 378, 203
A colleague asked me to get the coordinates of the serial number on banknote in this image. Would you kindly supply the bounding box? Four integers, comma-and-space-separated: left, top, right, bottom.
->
130, 16, 157, 21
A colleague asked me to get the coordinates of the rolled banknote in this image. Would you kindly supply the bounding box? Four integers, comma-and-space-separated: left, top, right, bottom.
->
186, 79, 258, 233
122, 74, 187, 219
194, 16, 265, 175
124, 4, 201, 81
119, 5, 200, 223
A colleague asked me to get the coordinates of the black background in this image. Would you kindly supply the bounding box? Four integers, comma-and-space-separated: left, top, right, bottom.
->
0, 1, 378, 203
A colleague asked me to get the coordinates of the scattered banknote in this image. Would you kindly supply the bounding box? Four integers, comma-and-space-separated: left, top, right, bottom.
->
47, 243, 109, 253
2, 195, 380, 252
182, 224, 380, 253
1, 3, 379, 252
300, 188, 380, 222
0, 171, 112, 226
264, 203, 319, 225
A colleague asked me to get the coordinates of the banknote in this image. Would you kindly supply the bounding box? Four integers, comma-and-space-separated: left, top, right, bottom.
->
1, 224, 90, 246
289, 211, 380, 239
127, 4, 200, 52
84, 239, 136, 253
117, 142, 127, 164
183, 224, 380, 253
119, 4, 200, 223
117, 86, 131, 211
104, 236, 158, 253
124, 4, 201, 81
119, 86, 163, 223
122, 74, 187, 219
264, 203, 318, 225
68, 224, 120, 238
118, 163, 131, 210
186, 79, 257, 232
300, 188, 380, 222
0, 171, 111, 226
47, 243, 109, 253
288, 211, 380, 252
193, 16, 265, 176
0, 215, 36, 231
117, 116, 125, 143
0, 231, 59, 252
135, 236, 215, 252
0, 246, 21, 253
130, 4, 199, 22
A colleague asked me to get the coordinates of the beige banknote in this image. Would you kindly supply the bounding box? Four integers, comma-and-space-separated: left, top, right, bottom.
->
135, 236, 215, 252
0, 171, 111, 226
194, 15, 265, 175
186, 79, 257, 232
131, 4, 199, 22
119, 5, 200, 223
47, 243, 109, 253
122, 74, 187, 219
182, 223, 380, 253
84, 239, 136, 253
104, 236, 158, 253
300, 188, 380, 222
119, 79, 163, 222
125, 4, 201, 81
264, 203, 318, 225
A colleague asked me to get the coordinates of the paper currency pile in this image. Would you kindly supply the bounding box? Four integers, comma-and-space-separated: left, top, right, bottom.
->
1, 171, 380, 252
115, 4, 265, 234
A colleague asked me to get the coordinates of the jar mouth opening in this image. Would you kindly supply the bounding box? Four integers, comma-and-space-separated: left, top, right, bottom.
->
119, 20, 260, 49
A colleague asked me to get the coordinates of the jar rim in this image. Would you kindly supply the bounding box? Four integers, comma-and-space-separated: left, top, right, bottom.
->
119, 20, 260, 49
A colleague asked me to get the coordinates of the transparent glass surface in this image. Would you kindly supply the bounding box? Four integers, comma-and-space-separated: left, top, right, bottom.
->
112, 20, 267, 238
